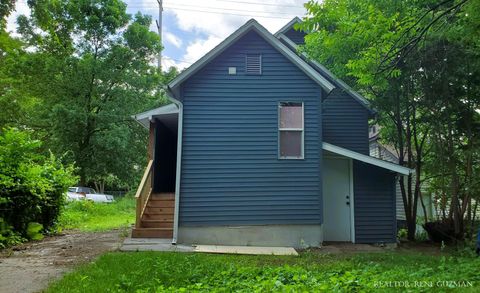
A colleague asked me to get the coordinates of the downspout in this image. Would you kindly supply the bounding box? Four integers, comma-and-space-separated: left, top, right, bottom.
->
166, 87, 183, 245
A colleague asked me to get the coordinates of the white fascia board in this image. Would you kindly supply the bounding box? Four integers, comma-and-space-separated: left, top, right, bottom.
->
133, 104, 179, 129
278, 34, 375, 115
322, 142, 413, 175
274, 16, 302, 37
167, 19, 335, 94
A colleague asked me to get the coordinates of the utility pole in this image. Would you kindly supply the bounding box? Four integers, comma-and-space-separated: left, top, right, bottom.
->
156, 0, 163, 73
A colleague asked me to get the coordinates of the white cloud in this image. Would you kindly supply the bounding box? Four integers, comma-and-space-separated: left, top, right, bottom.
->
164, 31, 183, 48
183, 35, 223, 64
6, 2, 30, 34
164, 0, 308, 69
6, 1, 309, 71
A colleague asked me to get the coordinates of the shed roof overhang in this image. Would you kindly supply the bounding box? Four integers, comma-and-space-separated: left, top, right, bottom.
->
166, 18, 335, 99
323, 142, 413, 175
133, 103, 179, 129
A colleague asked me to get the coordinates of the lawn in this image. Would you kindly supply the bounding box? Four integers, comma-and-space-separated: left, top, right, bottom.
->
47, 250, 480, 292
58, 197, 135, 232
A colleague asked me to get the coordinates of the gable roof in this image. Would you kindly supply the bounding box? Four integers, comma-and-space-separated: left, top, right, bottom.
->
277, 32, 375, 116
274, 16, 302, 37
167, 19, 335, 98
323, 142, 413, 175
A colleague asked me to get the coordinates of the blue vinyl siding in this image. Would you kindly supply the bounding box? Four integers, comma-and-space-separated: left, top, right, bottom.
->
179, 30, 323, 226
284, 28, 306, 45
354, 161, 397, 243
322, 89, 370, 154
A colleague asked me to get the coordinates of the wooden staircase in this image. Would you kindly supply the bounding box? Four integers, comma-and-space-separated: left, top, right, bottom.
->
131, 160, 175, 238
132, 193, 174, 238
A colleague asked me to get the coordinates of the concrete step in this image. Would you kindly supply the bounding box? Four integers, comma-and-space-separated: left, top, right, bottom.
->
131, 227, 173, 238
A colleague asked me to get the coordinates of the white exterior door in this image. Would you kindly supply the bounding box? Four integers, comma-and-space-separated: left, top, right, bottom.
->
323, 158, 352, 242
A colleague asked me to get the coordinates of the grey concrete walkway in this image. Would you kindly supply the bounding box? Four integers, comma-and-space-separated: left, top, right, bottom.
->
120, 238, 194, 252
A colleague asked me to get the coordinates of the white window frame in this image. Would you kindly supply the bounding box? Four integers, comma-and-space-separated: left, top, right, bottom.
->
278, 101, 304, 160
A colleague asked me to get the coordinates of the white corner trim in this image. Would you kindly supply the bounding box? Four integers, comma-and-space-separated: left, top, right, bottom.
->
349, 159, 356, 243
167, 19, 335, 94
166, 91, 183, 245
323, 142, 413, 175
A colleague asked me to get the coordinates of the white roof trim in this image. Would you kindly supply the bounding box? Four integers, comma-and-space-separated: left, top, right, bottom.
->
322, 142, 413, 175
133, 103, 179, 128
168, 19, 335, 95
278, 34, 375, 115
274, 16, 302, 37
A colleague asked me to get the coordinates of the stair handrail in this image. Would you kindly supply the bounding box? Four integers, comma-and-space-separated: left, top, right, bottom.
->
135, 160, 154, 228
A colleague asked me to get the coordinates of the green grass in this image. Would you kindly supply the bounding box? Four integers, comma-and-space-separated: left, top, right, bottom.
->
58, 197, 135, 232
47, 251, 480, 292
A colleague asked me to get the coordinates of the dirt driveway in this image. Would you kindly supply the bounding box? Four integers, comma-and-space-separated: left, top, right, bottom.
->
0, 230, 123, 293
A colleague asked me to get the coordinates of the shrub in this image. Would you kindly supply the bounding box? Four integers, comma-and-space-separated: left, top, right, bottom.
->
0, 128, 77, 247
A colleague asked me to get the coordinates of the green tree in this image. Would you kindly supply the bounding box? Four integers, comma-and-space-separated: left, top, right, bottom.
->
300, 0, 477, 240
0, 127, 77, 244
13, 0, 169, 190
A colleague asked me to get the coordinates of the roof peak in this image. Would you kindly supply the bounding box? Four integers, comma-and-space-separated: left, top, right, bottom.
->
166, 18, 335, 98
274, 17, 302, 37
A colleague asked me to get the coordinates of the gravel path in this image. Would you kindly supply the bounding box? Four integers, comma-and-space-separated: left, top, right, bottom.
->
0, 230, 123, 293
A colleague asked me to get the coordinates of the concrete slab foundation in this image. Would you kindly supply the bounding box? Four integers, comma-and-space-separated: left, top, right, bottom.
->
195, 245, 298, 256
120, 238, 194, 252
178, 225, 323, 248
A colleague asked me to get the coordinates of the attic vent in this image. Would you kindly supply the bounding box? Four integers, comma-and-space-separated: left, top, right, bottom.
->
245, 54, 262, 75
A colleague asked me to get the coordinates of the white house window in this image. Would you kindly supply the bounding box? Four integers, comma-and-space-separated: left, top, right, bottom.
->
279, 102, 304, 159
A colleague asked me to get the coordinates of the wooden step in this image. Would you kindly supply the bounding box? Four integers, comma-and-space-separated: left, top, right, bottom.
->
141, 219, 174, 228
142, 213, 174, 221
131, 227, 173, 238
147, 200, 174, 208
150, 193, 175, 200
144, 207, 174, 214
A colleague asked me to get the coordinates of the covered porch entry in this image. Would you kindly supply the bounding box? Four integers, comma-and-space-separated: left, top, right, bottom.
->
132, 104, 180, 239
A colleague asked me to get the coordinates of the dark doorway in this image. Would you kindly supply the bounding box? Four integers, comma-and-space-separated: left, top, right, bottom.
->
153, 116, 178, 193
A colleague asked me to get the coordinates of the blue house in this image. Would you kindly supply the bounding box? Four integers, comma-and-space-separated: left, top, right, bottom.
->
133, 18, 412, 247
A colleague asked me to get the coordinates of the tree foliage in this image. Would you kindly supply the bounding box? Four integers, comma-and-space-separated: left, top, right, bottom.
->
300, 0, 480, 240
0, 128, 77, 246
1, 0, 175, 190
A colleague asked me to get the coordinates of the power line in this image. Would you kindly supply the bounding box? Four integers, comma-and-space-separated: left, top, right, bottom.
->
128, 2, 304, 15
210, 0, 306, 9
126, 4, 299, 19
163, 2, 303, 15
127, 2, 304, 19
167, 6, 295, 19
164, 56, 193, 65
138, 0, 305, 9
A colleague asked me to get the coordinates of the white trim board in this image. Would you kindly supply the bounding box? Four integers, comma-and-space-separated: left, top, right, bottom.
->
134, 104, 179, 128
167, 19, 335, 96
322, 142, 413, 175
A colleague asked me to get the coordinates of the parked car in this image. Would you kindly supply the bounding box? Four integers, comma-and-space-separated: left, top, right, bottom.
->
66, 187, 115, 203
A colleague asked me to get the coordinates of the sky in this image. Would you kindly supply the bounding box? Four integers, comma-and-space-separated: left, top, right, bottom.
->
7, 0, 308, 71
